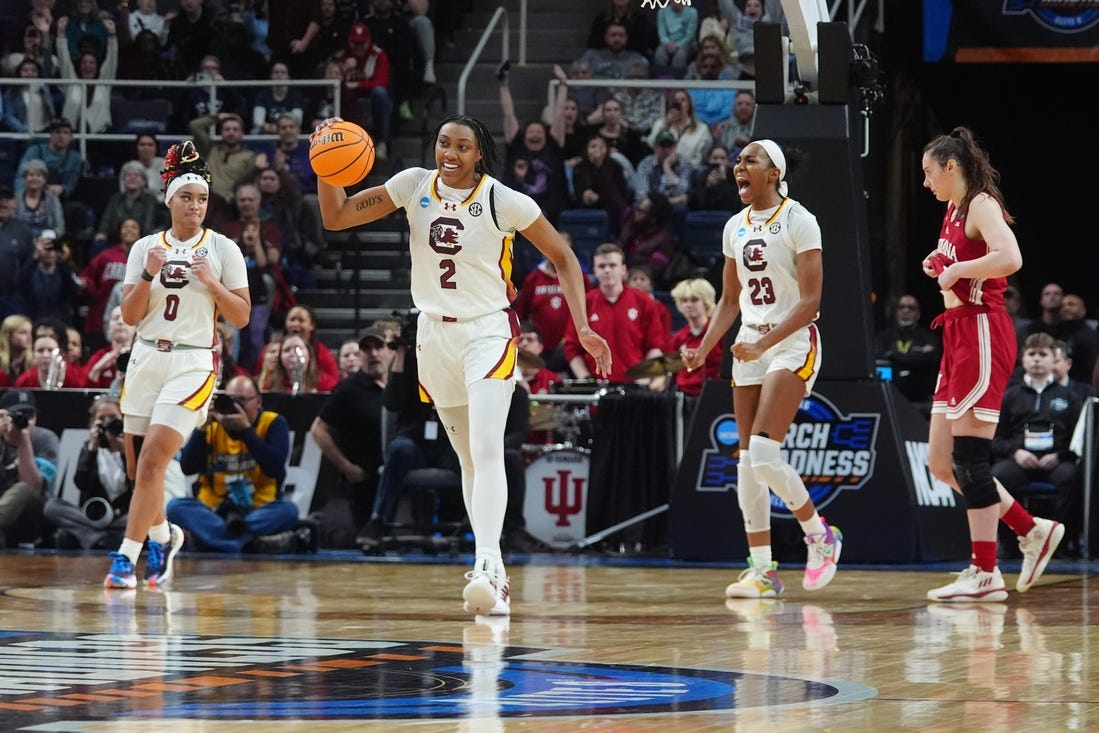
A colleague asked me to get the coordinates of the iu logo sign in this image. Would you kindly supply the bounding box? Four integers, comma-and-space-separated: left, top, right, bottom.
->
523, 449, 589, 548
693, 393, 880, 514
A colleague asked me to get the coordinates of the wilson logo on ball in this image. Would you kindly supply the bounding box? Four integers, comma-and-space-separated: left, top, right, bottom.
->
310, 121, 375, 188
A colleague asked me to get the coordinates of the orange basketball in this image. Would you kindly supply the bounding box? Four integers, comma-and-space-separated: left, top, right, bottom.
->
309, 121, 375, 188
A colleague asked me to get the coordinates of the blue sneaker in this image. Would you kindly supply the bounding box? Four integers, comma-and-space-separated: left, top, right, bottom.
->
144, 524, 185, 587
104, 552, 136, 590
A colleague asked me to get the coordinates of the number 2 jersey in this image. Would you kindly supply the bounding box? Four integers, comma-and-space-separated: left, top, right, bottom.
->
385, 168, 541, 320
124, 228, 248, 347
722, 197, 822, 327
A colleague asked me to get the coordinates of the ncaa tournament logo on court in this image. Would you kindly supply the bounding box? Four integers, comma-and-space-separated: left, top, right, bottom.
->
693, 394, 879, 514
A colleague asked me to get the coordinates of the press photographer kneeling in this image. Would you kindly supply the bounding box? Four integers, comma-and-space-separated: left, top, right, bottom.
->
44, 395, 130, 549
167, 375, 300, 553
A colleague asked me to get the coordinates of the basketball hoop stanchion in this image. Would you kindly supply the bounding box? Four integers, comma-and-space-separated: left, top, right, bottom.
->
640, 0, 692, 8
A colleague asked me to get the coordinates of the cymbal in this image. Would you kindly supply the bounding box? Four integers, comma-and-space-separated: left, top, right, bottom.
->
625, 351, 686, 380
529, 402, 558, 431
517, 349, 545, 371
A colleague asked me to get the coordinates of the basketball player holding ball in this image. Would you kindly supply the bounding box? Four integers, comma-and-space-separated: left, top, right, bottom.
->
103, 140, 251, 591
315, 114, 611, 618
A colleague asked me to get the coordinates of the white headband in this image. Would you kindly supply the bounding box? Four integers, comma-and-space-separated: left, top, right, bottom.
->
165, 173, 209, 204
754, 139, 788, 197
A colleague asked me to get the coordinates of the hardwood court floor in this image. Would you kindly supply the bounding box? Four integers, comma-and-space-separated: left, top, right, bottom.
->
0, 552, 1095, 732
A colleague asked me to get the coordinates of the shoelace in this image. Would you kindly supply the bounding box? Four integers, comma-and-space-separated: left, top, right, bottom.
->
146, 540, 165, 570
108, 551, 131, 573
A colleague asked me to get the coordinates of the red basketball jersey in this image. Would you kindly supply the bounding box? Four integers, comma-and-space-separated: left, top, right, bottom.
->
935, 202, 1007, 308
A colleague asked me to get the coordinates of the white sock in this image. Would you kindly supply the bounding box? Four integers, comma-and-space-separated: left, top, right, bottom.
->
120, 538, 144, 565
749, 545, 773, 570
798, 511, 826, 537
148, 521, 170, 544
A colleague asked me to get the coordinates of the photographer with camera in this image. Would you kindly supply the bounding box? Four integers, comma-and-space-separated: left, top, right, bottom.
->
44, 395, 131, 549
167, 375, 299, 553
0, 390, 59, 547
687, 144, 740, 212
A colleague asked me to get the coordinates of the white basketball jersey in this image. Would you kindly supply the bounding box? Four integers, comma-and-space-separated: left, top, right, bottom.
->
124, 228, 248, 346
386, 168, 540, 320
722, 197, 822, 327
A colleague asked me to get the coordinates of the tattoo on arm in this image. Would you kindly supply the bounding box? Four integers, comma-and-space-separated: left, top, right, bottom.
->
355, 195, 384, 212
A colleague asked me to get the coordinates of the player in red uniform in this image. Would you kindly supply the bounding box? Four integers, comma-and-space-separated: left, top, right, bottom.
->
921, 127, 1063, 603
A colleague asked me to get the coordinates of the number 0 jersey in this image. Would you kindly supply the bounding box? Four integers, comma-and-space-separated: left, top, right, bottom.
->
386, 168, 540, 320
124, 228, 249, 347
722, 197, 822, 327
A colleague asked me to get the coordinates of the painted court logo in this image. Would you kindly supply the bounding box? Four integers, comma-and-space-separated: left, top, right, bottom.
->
0, 630, 872, 725
694, 393, 879, 513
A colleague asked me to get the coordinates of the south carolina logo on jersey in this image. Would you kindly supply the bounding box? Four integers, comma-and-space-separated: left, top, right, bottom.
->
429, 217, 463, 255
161, 259, 191, 288
742, 242, 768, 272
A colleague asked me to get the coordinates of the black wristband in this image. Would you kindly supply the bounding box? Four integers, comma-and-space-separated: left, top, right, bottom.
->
141, 269, 155, 282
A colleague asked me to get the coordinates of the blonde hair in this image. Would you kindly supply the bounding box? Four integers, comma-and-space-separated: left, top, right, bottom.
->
670, 278, 717, 314
0, 314, 33, 375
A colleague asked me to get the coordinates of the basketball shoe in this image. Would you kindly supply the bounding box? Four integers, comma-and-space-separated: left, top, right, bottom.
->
463, 557, 511, 616
926, 565, 1008, 603
803, 522, 843, 591
1016, 517, 1064, 592
144, 523, 185, 587
104, 551, 136, 590
725, 558, 784, 598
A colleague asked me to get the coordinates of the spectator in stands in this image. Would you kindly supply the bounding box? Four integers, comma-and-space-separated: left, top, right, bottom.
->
211, 10, 268, 82
1053, 340, 1094, 401
581, 21, 651, 81
256, 339, 281, 389
646, 89, 712, 168
874, 293, 942, 412
252, 60, 305, 135
992, 332, 1083, 554
2, 20, 57, 78
544, 65, 595, 166
56, 15, 117, 135
310, 324, 393, 540
92, 162, 163, 255
215, 321, 249, 388
587, 0, 655, 59
118, 28, 175, 96
562, 58, 604, 121
275, 310, 340, 390
610, 61, 665, 138
724, 0, 784, 79
0, 389, 59, 547
166, 0, 214, 79
168, 374, 300, 553
336, 338, 362, 382
62, 0, 109, 61
594, 97, 650, 177
0, 187, 35, 321
132, 132, 165, 203
0, 316, 33, 385
1023, 281, 1063, 339
688, 143, 739, 211
1, 57, 57, 134
337, 21, 393, 161
1053, 293, 1099, 386
83, 305, 134, 389
265, 1, 313, 77
259, 114, 317, 196
16, 118, 85, 203
627, 264, 672, 345
564, 243, 665, 382
14, 331, 86, 388
188, 112, 257, 209
290, 0, 350, 79
309, 60, 367, 132
571, 134, 631, 237
253, 165, 324, 273
128, 0, 169, 45
17, 230, 80, 326
236, 221, 276, 368
66, 325, 86, 369
500, 67, 569, 227
405, 0, 437, 85
179, 55, 248, 127
1005, 284, 1029, 346
670, 278, 722, 411
13, 160, 65, 239
689, 51, 736, 127
366, 0, 418, 123
43, 394, 129, 549
631, 132, 691, 214
517, 321, 562, 393
80, 217, 138, 351
684, 33, 739, 81
715, 89, 756, 155
654, 0, 698, 71
514, 237, 593, 374
220, 183, 281, 253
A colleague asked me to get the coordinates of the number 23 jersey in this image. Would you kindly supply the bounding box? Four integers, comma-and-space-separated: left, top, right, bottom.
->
386, 168, 540, 320
722, 197, 822, 327
124, 228, 248, 347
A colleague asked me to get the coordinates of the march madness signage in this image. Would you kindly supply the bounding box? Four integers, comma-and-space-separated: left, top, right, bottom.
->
924, 0, 1099, 62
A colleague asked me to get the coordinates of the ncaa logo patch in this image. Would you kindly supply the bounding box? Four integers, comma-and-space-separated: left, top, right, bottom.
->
419, 196, 431, 208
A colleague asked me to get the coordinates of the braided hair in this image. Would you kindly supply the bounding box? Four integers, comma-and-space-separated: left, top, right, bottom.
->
160, 139, 212, 197
922, 126, 1013, 224
432, 115, 499, 178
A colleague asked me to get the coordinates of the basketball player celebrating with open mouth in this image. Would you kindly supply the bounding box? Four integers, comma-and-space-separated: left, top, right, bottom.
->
104, 140, 250, 590
315, 115, 610, 617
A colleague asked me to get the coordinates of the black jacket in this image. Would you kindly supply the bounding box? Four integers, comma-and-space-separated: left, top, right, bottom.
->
992, 378, 1083, 462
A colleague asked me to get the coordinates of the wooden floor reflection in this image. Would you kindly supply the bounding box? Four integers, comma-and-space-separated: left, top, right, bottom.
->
0, 553, 1095, 731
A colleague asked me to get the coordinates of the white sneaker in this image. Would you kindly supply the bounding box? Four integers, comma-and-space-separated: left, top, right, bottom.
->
422, 60, 436, 84
926, 565, 1008, 603
463, 557, 510, 616
803, 522, 842, 591
1017, 517, 1064, 592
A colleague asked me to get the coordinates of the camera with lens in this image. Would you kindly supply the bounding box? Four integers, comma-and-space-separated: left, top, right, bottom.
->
213, 393, 239, 414
10, 412, 29, 430
96, 416, 124, 448
390, 307, 421, 349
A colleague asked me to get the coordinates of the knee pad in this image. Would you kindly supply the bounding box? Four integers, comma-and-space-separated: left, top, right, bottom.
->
953, 436, 999, 508
748, 435, 811, 511
736, 458, 770, 532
